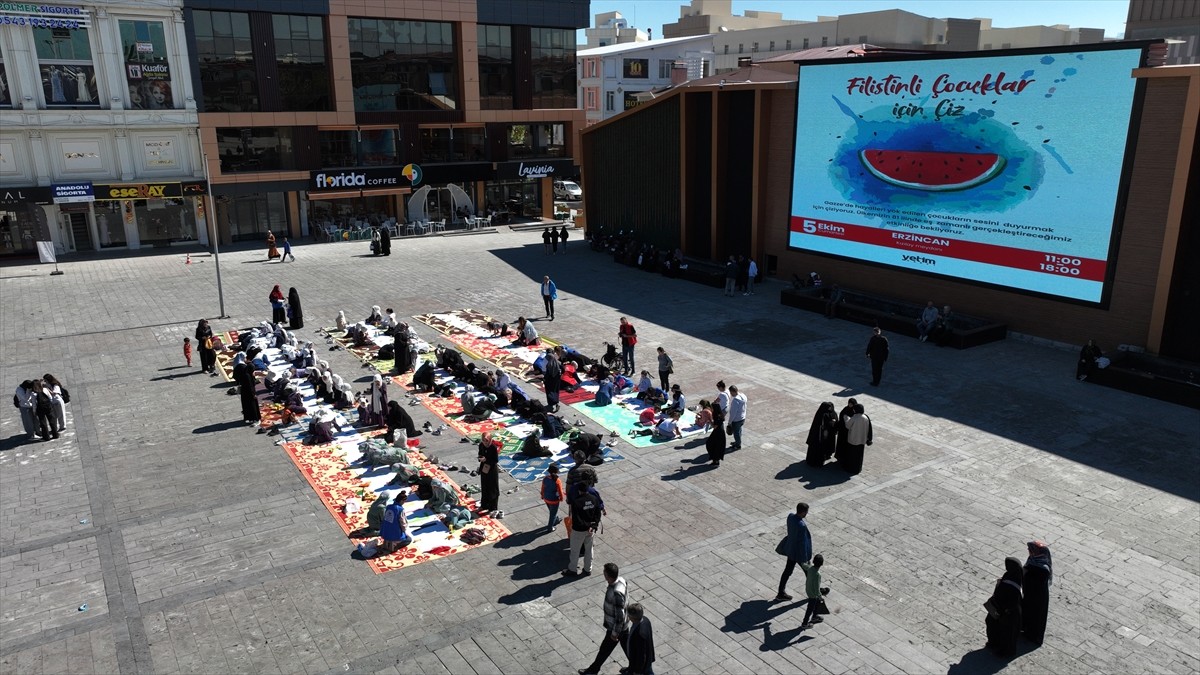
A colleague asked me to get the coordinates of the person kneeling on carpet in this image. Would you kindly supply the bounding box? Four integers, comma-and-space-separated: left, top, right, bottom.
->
385, 401, 422, 445
594, 377, 615, 406
441, 505, 474, 530
308, 409, 342, 444
654, 409, 683, 441
515, 317, 539, 346
378, 492, 412, 554
361, 492, 390, 536
487, 320, 510, 337
411, 361, 436, 392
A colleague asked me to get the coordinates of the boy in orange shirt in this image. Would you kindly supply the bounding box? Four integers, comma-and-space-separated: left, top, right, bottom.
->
183, 337, 193, 367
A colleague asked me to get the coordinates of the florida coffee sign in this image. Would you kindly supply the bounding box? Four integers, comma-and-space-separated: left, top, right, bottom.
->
496, 159, 576, 180
309, 167, 403, 191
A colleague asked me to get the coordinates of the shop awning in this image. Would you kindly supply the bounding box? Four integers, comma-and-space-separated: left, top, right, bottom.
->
361, 187, 411, 197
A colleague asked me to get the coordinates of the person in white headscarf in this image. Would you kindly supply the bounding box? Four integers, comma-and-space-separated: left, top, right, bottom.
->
368, 373, 388, 427
336, 311, 348, 332
366, 306, 383, 325
322, 370, 336, 402
336, 380, 355, 410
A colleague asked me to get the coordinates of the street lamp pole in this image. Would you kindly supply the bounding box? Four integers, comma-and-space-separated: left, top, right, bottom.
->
201, 151, 227, 318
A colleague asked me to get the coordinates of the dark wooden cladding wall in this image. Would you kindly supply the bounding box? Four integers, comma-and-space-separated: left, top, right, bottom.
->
760, 78, 1190, 350
684, 92, 712, 258
583, 96, 681, 246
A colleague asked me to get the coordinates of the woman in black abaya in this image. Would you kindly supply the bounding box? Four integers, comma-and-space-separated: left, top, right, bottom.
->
705, 403, 726, 466
287, 287, 304, 329
834, 398, 857, 461
1022, 541, 1053, 646
379, 226, 391, 256
232, 353, 261, 424
195, 319, 216, 374
805, 402, 838, 466
985, 557, 1024, 657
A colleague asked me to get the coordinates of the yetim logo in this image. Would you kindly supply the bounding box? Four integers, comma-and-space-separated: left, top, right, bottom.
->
402, 163, 422, 186
314, 171, 366, 189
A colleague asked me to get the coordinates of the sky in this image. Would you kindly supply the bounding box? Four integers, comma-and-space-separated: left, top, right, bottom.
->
579, 0, 1132, 43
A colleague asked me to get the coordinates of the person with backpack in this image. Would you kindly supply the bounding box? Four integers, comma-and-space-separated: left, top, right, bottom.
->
563, 466, 605, 577
541, 464, 565, 531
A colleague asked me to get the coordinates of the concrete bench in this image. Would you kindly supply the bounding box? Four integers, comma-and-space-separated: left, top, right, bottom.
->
780, 286, 1007, 349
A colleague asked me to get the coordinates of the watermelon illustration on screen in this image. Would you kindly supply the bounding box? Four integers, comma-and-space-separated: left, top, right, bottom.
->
859, 149, 1006, 192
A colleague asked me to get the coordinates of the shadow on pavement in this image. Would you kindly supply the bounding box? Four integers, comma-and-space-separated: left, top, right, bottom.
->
495, 535, 568, 581
193, 420, 248, 434
946, 646, 1015, 675
776, 462, 852, 489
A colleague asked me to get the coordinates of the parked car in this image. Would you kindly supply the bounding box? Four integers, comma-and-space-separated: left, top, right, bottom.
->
553, 180, 582, 201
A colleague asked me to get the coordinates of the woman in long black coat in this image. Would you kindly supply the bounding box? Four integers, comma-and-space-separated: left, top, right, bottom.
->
384, 400, 420, 445
1022, 541, 1053, 646
287, 287, 304, 329
379, 226, 391, 256
195, 319, 216, 374
543, 350, 562, 412
706, 404, 726, 466
477, 432, 501, 513
232, 354, 261, 424
834, 398, 856, 461
985, 557, 1024, 657
805, 402, 838, 466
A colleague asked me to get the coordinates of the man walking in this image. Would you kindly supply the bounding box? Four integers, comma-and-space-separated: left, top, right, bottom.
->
865, 327, 890, 386
541, 275, 558, 321
563, 472, 605, 577
727, 385, 747, 451
627, 603, 656, 675
578, 562, 629, 675
618, 317, 638, 374
715, 380, 729, 417
745, 258, 759, 295
776, 502, 813, 601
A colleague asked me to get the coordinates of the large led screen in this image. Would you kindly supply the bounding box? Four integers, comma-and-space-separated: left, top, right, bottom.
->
788, 46, 1144, 303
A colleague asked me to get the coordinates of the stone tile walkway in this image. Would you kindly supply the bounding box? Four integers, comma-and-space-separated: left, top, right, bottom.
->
1, 233, 1197, 674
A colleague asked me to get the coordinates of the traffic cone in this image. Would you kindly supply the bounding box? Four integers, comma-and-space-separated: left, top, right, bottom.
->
185, 253, 191, 265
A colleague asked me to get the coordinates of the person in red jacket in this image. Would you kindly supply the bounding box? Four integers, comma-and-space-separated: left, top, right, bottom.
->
617, 317, 637, 374
541, 464, 565, 531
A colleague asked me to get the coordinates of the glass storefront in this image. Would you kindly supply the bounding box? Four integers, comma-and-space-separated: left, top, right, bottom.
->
92, 201, 129, 248
484, 179, 541, 219
0, 203, 47, 256
308, 195, 396, 226
133, 197, 198, 245
224, 192, 287, 242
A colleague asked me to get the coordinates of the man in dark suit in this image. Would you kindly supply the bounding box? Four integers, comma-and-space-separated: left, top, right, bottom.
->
865, 327, 890, 386
626, 602, 655, 675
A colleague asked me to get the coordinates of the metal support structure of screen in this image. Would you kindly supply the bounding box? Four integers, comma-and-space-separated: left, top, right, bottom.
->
787, 45, 1145, 304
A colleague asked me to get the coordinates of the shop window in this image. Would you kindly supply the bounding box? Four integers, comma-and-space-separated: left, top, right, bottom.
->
507, 123, 564, 160
120, 20, 174, 110
93, 201, 129, 248
217, 127, 296, 172
226, 193, 287, 242
453, 127, 486, 161
484, 179, 541, 218
0, 58, 12, 107
134, 198, 198, 246
319, 130, 355, 167
477, 24, 513, 110
420, 128, 451, 162
0, 207, 47, 254
531, 28, 575, 109
33, 27, 99, 106
348, 18, 458, 111
273, 14, 331, 111
605, 91, 614, 111
192, 10, 258, 112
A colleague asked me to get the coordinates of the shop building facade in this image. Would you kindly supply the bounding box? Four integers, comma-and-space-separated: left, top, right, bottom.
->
184, 0, 587, 245
0, 0, 208, 258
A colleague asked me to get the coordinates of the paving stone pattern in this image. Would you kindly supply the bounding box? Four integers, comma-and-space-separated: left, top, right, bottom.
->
1, 233, 1197, 675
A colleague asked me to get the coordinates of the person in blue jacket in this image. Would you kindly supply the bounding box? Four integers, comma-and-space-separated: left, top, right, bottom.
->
378, 491, 412, 554
775, 502, 813, 601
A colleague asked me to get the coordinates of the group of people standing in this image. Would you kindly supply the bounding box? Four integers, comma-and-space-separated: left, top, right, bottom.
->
12, 375, 70, 441
804, 398, 873, 474
986, 541, 1054, 657
723, 255, 759, 297
542, 226, 570, 254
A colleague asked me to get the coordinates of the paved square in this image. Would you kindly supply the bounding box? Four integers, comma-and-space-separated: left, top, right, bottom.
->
2, 231, 1197, 674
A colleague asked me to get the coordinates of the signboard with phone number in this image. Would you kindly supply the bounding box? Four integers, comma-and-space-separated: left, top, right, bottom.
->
0, 2, 90, 29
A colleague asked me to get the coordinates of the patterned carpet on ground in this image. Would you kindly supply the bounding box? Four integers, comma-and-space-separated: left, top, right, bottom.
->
214, 340, 510, 573
413, 309, 568, 379
319, 323, 435, 374
570, 392, 709, 449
